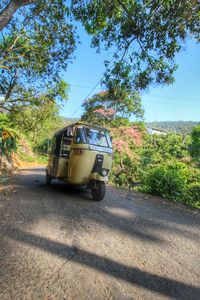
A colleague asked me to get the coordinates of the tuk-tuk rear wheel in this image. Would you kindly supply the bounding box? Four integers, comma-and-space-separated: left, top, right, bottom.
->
46, 171, 51, 185
91, 181, 105, 201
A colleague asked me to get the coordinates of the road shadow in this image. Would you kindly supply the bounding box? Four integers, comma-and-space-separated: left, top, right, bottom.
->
1, 226, 200, 300
4, 170, 200, 244
1, 169, 200, 299
7, 171, 163, 243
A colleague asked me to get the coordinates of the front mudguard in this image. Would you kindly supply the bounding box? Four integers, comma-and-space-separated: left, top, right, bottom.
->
89, 172, 108, 182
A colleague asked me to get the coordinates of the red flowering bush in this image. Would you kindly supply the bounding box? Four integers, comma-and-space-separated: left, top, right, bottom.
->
109, 125, 144, 188
93, 108, 116, 119
112, 139, 126, 152
111, 126, 143, 155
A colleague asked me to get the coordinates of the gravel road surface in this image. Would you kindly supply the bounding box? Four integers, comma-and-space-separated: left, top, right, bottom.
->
0, 168, 200, 300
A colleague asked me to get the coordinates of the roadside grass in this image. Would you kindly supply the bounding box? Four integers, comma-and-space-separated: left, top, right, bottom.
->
18, 150, 48, 165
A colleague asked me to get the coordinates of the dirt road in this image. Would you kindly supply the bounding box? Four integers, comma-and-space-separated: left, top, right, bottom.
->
0, 168, 200, 299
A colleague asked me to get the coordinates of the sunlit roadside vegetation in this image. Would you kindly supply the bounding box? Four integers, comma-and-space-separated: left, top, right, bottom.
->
110, 127, 200, 209
81, 92, 200, 209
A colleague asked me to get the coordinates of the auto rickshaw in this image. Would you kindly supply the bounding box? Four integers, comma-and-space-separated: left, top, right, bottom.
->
46, 122, 113, 201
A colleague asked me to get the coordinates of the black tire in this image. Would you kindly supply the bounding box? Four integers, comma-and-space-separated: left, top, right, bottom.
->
91, 181, 105, 201
46, 171, 51, 185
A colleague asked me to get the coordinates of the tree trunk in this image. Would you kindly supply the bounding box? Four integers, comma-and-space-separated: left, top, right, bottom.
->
0, 0, 37, 31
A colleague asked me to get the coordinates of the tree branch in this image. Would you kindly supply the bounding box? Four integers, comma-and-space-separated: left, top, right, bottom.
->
1, 70, 18, 106
0, 65, 10, 70
0, 0, 37, 31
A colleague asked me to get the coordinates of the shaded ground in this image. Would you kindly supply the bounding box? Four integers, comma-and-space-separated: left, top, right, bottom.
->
0, 168, 200, 300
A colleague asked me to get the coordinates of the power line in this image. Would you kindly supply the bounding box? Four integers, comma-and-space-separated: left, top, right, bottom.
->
71, 77, 103, 116
143, 100, 200, 107
69, 91, 200, 109
145, 94, 200, 101
70, 50, 128, 116
70, 84, 200, 102
69, 50, 199, 115
69, 93, 200, 107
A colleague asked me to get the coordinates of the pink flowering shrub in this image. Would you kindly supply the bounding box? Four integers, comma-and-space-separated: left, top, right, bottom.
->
123, 127, 143, 146
111, 126, 143, 154
112, 139, 126, 152
94, 108, 116, 119
109, 126, 144, 188
98, 90, 107, 96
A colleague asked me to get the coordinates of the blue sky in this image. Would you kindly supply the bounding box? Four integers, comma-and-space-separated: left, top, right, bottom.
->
62, 25, 200, 122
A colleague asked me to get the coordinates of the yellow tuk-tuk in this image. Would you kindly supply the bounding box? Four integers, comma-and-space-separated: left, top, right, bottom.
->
46, 122, 113, 201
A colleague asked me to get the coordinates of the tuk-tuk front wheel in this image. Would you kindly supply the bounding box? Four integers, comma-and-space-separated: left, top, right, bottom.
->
91, 181, 105, 201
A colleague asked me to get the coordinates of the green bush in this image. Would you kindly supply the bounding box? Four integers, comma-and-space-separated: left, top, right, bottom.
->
186, 183, 200, 208
141, 164, 187, 200
109, 125, 199, 208
18, 150, 48, 164
110, 151, 142, 188
140, 163, 200, 208
189, 125, 200, 160
142, 133, 191, 164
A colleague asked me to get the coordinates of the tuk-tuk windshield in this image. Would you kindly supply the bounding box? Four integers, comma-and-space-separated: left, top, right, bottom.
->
85, 127, 112, 147
75, 126, 112, 148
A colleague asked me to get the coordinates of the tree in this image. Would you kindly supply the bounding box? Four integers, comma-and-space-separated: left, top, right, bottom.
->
141, 133, 191, 168
81, 89, 143, 127
9, 100, 60, 144
0, 0, 76, 111
2, 1, 199, 97
189, 125, 200, 160
72, 0, 200, 90
8, 86, 67, 144
0, 110, 11, 128
0, 0, 37, 31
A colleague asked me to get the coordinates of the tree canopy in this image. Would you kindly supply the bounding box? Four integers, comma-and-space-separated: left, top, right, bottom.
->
9, 98, 62, 143
81, 90, 143, 127
1, 1, 200, 93
0, 0, 76, 111
72, 0, 200, 90
189, 125, 200, 160
0, 85, 67, 155
0, 0, 36, 31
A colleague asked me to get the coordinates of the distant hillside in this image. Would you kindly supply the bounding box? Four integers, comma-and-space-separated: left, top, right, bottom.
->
146, 121, 200, 134
60, 118, 199, 134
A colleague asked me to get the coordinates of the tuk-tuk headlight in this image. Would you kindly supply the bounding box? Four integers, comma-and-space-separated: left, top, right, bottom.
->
101, 169, 108, 176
